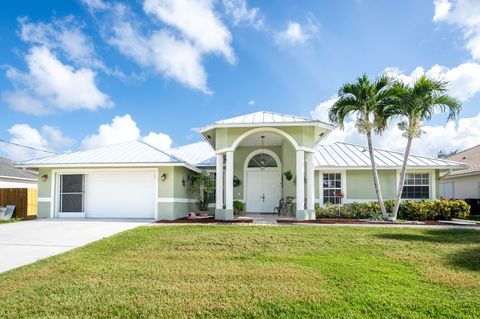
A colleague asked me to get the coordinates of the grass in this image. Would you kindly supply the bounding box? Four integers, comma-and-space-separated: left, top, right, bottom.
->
0, 226, 479, 318
0, 217, 22, 224
465, 215, 480, 221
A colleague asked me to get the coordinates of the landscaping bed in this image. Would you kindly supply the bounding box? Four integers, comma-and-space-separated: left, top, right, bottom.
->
156, 216, 253, 223
277, 218, 480, 226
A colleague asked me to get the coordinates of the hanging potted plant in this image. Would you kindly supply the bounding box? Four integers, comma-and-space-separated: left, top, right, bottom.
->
283, 170, 293, 181
191, 171, 215, 217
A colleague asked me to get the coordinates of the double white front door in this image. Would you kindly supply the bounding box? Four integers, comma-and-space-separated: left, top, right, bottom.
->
246, 170, 281, 213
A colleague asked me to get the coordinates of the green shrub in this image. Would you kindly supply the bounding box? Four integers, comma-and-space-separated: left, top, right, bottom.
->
315, 199, 470, 221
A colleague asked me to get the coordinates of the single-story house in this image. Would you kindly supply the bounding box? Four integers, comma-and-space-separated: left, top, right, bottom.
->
17, 111, 466, 220
0, 157, 37, 189
440, 144, 480, 200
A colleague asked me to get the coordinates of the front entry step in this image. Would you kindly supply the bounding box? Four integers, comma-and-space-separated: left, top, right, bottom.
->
248, 214, 278, 225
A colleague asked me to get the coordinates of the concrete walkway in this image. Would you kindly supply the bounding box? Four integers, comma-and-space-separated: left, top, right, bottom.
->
248, 214, 278, 225
0, 219, 150, 273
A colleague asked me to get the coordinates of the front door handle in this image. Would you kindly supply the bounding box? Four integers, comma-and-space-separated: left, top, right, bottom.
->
261, 193, 265, 202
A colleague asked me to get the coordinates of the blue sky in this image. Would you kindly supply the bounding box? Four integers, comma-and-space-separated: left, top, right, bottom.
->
1, 0, 479, 160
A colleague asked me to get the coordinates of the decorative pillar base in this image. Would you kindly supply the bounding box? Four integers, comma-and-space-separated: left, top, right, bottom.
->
306, 209, 316, 220
215, 209, 234, 220
295, 210, 309, 221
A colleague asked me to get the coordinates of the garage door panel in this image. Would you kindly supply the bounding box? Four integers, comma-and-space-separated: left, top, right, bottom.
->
85, 171, 155, 218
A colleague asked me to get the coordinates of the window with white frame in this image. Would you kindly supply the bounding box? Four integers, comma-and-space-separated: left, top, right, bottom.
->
402, 173, 430, 199
323, 173, 342, 204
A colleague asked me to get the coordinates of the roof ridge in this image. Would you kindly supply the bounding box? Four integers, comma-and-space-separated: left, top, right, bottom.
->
138, 140, 187, 164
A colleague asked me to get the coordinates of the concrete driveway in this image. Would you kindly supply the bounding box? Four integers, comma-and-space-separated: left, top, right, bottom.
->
0, 219, 151, 273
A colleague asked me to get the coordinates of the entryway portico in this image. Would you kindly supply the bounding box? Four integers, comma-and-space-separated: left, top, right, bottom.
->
199, 111, 334, 221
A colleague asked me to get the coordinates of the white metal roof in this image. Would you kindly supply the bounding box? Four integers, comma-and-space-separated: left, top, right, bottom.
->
215, 111, 312, 124
314, 142, 467, 169
17, 140, 199, 171
170, 141, 216, 167
199, 111, 335, 132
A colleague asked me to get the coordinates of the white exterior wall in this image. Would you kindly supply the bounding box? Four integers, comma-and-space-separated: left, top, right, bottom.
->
441, 174, 480, 199
0, 177, 37, 189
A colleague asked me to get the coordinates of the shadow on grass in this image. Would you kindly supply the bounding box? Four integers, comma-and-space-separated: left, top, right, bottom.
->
375, 229, 480, 244
449, 246, 480, 272
375, 229, 480, 272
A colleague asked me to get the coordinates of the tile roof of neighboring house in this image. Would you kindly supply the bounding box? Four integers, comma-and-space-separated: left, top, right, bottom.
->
444, 144, 480, 177
0, 157, 37, 180
314, 143, 466, 169
17, 140, 199, 172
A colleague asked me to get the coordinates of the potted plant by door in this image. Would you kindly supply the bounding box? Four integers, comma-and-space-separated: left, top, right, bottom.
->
233, 200, 244, 215
191, 171, 215, 217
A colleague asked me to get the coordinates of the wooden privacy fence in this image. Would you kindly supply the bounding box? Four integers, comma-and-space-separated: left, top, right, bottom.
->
0, 188, 37, 219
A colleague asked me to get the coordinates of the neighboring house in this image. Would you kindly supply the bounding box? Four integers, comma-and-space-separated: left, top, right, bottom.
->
17, 111, 466, 220
440, 144, 480, 200
0, 157, 37, 189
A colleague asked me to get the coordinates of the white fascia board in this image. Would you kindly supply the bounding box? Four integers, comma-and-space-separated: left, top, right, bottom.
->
16, 162, 201, 172
199, 121, 335, 133
0, 175, 37, 182
314, 165, 467, 170
442, 170, 480, 179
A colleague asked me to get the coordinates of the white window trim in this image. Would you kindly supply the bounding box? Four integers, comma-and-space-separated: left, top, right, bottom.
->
318, 170, 346, 206
396, 170, 435, 201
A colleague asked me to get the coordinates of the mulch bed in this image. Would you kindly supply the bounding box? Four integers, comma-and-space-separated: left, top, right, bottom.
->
156, 216, 253, 224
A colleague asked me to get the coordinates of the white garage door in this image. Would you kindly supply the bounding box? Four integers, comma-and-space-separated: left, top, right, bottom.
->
85, 171, 156, 218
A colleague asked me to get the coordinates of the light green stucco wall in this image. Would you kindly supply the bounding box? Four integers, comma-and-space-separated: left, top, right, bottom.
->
214, 126, 318, 150
35, 166, 197, 220
281, 140, 297, 198
346, 170, 397, 200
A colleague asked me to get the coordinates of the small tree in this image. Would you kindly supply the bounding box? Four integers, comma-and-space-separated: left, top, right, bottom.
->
191, 171, 215, 212
389, 76, 461, 221
329, 74, 397, 219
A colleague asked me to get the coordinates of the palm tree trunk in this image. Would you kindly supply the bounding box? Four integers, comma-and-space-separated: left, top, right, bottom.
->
367, 132, 387, 219
392, 136, 413, 220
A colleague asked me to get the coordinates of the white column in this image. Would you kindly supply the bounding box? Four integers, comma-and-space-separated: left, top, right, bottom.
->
225, 151, 234, 210
215, 153, 224, 210
306, 152, 314, 212
296, 150, 305, 217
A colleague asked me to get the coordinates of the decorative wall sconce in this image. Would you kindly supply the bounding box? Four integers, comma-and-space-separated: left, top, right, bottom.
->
41, 174, 48, 182
182, 177, 186, 187
161, 173, 167, 182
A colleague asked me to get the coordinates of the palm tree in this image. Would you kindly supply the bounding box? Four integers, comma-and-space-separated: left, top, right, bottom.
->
329, 74, 397, 219
389, 75, 461, 221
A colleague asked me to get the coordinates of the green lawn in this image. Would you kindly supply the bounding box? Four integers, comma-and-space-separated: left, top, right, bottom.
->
0, 226, 479, 318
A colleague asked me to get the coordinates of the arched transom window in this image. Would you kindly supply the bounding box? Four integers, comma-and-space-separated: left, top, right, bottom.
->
248, 153, 278, 168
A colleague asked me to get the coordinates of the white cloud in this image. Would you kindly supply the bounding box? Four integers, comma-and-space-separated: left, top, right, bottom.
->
385, 63, 480, 101
310, 96, 338, 123
433, 0, 452, 22
222, 0, 263, 28
3, 46, 112, 115
18, 16, 103, 69
80, 114, 172, 151
89, 2, 226, 93
0, 124, 73, 161
143, 132, 173, 150
433, 0, 480, 60
143, 0, 235, 63
248, 100, 255, 106
275, 16, 319, 45
311, 96, 480, 157
81, 0, 110, 11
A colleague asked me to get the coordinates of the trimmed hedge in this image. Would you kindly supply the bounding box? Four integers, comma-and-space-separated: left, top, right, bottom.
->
315, 199, 470, 221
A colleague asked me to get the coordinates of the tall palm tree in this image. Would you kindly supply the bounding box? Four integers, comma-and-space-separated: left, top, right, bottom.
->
329, 74, 397, 219
389, 75, 461, 220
